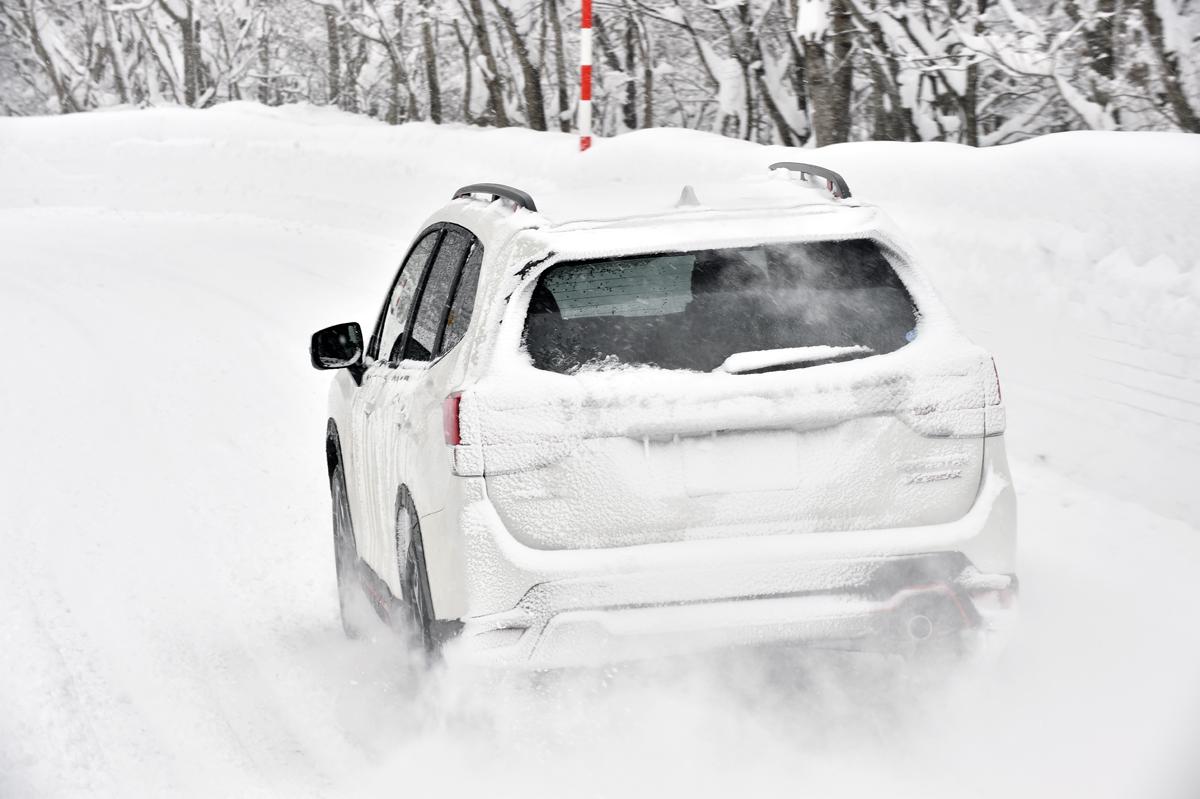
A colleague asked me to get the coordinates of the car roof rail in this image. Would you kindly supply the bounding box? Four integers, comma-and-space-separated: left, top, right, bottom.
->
452, 182, 538, 212
768, 162, 852, 200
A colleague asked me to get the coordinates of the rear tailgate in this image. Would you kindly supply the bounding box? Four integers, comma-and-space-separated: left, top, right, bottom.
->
464, 351, 1001, 550
458, 231, 1002, 550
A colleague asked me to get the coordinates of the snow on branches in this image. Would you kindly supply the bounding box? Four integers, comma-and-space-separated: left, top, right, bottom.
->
0, 0, 1196, 140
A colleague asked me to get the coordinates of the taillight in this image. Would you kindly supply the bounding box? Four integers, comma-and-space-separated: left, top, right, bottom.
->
443, 392, 462, 445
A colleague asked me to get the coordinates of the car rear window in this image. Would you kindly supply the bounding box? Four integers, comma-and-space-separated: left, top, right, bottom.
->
522, 239, 918, 374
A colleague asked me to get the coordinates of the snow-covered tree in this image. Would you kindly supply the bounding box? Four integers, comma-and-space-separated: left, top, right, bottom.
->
1, 0, 1197, 142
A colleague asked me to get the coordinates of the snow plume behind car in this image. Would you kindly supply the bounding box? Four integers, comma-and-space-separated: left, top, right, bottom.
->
0, 104, 1198, 798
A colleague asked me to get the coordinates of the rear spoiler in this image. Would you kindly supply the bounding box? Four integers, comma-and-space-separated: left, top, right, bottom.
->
769, 162, 852, 200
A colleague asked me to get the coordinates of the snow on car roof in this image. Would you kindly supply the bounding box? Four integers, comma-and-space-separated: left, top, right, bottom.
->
435, 181, 892, 277
534, 204, 893, 268
539, 174, 854, 227
445, 172, 865, 233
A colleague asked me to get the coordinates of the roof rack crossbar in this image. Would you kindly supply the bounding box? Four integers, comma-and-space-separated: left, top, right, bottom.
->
768, 162, 852, 199
452, 182, 538, 212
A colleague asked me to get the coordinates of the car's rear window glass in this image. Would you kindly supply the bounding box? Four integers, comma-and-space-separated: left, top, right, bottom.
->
543, 255, 694, 319
522, 239, 918, 374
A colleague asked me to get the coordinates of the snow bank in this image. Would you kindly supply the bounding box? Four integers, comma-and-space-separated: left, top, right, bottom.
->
3, 104, 1195, 522
1, 104, 1198, 798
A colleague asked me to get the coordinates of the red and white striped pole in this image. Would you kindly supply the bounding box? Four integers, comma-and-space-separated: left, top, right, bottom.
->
579, 0, 592, 151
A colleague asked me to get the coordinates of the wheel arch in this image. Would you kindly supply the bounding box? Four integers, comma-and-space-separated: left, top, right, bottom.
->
326, 418, 360, 558
325, 417, 343, 478
393, 482, 461, 642
393, 482, 419, 570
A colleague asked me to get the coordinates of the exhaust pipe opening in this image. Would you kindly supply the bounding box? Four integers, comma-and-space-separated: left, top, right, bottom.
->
907, 614, 934, 641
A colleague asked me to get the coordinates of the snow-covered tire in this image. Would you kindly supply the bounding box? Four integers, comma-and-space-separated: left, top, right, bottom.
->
330, 461, 363, 639
395, 486, 437, 659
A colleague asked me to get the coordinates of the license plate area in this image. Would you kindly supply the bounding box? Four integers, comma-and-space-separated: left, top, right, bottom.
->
681, 430, 801, 496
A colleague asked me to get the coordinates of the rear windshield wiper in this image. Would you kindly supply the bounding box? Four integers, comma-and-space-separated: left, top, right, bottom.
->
715, 345, 873, 375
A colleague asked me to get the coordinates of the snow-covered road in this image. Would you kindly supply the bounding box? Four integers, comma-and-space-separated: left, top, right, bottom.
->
1, 105, 1198, 798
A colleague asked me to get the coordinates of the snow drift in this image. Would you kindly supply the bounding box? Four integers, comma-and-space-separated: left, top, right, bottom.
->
0, 104, 1198, 798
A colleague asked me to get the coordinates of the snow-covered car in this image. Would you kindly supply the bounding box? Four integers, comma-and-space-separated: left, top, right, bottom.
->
310, 165, 1018, 667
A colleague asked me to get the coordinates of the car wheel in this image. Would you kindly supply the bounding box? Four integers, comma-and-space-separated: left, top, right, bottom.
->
330, 462, 363, 638
395, 487, 437, 659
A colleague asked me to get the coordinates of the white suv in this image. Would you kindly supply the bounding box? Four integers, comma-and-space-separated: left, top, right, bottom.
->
310, 166, 1017, 667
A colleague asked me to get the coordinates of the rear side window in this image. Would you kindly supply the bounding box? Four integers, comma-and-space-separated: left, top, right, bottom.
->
523, 239, 917, 374
400, 228, 470, 362
440, 243, 483, 355
375, 230, 437, 361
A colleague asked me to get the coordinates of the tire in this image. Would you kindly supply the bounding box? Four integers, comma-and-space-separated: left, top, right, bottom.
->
395, 486, 437, 659
330, 462, 363, 639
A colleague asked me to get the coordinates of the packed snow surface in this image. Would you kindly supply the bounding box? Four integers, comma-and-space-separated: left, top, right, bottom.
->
1, 104, 1198, 798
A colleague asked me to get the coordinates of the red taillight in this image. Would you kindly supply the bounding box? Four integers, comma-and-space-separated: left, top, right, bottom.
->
443, 393, 462, 445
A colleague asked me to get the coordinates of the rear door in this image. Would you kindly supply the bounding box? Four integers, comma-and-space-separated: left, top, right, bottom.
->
368, 226, 476, 592
350, 227, 438, 581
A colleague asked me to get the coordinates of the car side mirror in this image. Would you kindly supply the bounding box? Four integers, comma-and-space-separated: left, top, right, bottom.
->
311, 322, 364, 370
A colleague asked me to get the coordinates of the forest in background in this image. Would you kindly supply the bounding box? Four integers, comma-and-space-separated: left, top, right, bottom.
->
2, 0, 1198, 145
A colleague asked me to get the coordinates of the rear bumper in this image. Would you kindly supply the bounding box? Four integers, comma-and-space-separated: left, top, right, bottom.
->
440, 437, 1017, 667
450, 552, 1016, 667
